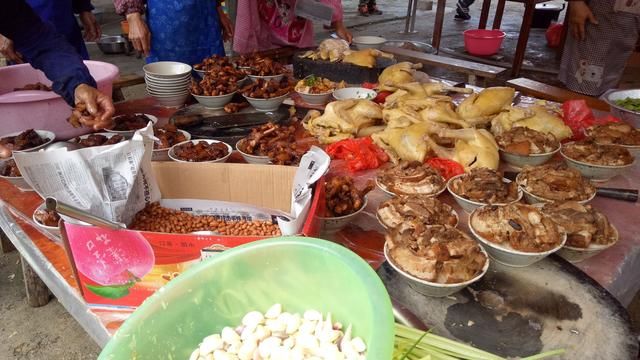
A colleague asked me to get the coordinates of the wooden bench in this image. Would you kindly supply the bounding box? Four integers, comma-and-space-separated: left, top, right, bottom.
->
506, 78, 610, 112
381, 46, 508, 86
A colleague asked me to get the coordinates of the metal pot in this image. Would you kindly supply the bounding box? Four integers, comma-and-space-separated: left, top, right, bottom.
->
96, 36, 131, 55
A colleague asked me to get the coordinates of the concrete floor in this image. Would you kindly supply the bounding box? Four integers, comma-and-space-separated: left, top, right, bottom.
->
1, 1, 638, 358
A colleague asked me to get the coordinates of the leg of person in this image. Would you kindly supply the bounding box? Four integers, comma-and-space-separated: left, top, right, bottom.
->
559, 0, 640, 96
368, 0, 383, 15
358, 0, 370, 16
455, 0, 475, 21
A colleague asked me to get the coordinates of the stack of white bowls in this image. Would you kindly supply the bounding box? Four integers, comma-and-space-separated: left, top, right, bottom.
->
143, 61, 192, 107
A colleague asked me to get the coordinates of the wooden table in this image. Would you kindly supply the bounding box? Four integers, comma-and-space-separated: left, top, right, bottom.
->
431, 0, 551, 77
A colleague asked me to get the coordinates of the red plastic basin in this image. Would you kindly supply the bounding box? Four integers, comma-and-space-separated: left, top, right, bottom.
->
463, 29, 506, 56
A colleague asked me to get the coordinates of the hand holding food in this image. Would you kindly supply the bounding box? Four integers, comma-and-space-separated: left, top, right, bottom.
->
70, 84, 115, 130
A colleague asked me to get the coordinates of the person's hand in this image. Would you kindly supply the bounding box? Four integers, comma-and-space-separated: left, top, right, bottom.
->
568, 1, 598, 41
334, 21, 352, 43
79, 11, 102, 41
74, 84, 115, 130
126, 12, 151, 56
0, 35, 23, 64
218, 7, 234, 42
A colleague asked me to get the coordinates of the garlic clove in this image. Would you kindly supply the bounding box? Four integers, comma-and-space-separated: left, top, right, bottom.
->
351, 337, 367, 353
265, 303, 282, 319
189, 348, 200, 360
221, 327, 241, 346
237, 339, 257, 360
285, 313, 302, 335
303, 309, 322, 322
258, 336, 282, 358
242, 311, 265, 330
200, 334, 224, 355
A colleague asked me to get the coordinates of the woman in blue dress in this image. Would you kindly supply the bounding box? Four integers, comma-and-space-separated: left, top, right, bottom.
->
114, 0, 233, 65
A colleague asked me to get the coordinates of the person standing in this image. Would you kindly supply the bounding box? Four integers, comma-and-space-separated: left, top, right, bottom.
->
115, 0, 234, 65
559, 0, 640, 95
358, 0, 383, 16
0, 0, 101, 63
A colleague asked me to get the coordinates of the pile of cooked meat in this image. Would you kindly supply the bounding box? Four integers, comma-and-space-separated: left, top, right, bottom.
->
562, 140, 634, 166
449, 168, 519, 204
240, 78, 292, 99
495, 127, 559, 155
470, 203, 563, 252
153, 124, 188, 149
377, 196, 458, 229
324, 176, 374, 217
541, 201, 617, 248
0, 129, 49, 151
377, 161, 445, 196
235, 55, 286, 76
238, 122, 310, 166
1, 159, 21, 177
34, 208, 60, 227
111, 114, 152, 131
387, 225, 487, 284
76, 134, 124, 147
586, 122, 640, 146
516, 163, 596, 201
172, 141, 228, 162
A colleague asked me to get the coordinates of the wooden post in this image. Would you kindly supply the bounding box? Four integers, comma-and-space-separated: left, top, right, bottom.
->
0, 229, 15, 253
431, 0, 446, 52
20, 256, 51, 307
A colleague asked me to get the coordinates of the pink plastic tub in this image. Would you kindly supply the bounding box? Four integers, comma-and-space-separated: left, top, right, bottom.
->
0, 61, 119, 140
463, 29, 506, 56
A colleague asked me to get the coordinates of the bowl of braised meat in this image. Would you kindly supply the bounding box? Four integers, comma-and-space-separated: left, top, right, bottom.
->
376, 196, 458, 229
560, 140, 635, 181
469, 203, 566, 267
496, 127, 560, 168
106, 113, 157, 136
152, 124, 190, 161
168, 139, 232, 163
385, 225, 489, 297
539, 201, 618, 263
32, 202, 61, 238
316, 176, 374, 233
376, 161, 446, 198
0, 129, 55, 155
190, 76, 239, 109
241, 78, 292, 112
447, 168, 522, 213
0, 158, 32, 191
70, 132, 126, 147
586, 122, 640, 156
516, 163, 596, 204
237, 55, 286, 83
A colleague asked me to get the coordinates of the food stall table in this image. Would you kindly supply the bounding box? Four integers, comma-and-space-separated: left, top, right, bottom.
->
1, 96, 638, 354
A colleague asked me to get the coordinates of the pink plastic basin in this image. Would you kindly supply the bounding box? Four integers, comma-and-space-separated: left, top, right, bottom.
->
463, 29, 506, 56
0, 61, 119, 140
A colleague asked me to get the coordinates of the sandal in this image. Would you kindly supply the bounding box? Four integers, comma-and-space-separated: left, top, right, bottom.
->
358, 4, 370, 16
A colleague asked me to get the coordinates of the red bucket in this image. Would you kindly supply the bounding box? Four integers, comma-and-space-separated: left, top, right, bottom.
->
463, 29, 506, 56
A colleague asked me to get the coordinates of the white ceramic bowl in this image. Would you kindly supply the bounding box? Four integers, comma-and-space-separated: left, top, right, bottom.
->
145, 75, 191, 85
375, 206, 459, 229
375, 176, 446, 198
32, 202, 61, 238
316, 196, 368, 233
352, 36, 387, 50
468, 208, 566, 267
145, 83, 191, 92
70, 132, 126, 146
248, 74, 285, 83
235, 139, 271, 164
333, 87, 377, 101
106, 114, 158, 136
143, 61, 192, 78
384, 241, 489, 297
515, 172, 596, 205
556, 227, 618, 263
192, 92, 236, 109
243, 93, 289, 112
446, 174, 523, 213
146, 88, 190, 97
0, 158, 32, 191
296, 91, 333, 105
149, 93, 190, 107
560, 144, 635, 182
499, 145, 560, 169
168, 139, 232, 163
0, 130, 55, 153
152, 130, 191, 161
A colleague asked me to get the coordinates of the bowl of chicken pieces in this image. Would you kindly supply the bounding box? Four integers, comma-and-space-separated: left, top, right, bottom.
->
539, 201, 618, 263
32, 202, 61, 239
516, 163, 596, 204
385, 225, 489, 297
235, 123, 298, 165
241, 78, 292, 112
560, 140, 635, 181
152, 124, 190, 161
585, 122, 640, 157
447, 168, 522, 213
316, 176, 374, 233
469, 203, 566, 267
496, 127, 560, 168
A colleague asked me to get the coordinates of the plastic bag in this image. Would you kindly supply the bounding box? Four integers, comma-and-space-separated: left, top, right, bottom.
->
546, 22, 563, 48
325, 137, 389, 172
562, 100, 621, 140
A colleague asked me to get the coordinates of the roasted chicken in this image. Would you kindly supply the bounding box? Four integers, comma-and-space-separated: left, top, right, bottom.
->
423, 128, 499, 170
378, 62, 423, 92
456, 87, 515, 125
491, 105, 573, 141
303, 100, 382, 143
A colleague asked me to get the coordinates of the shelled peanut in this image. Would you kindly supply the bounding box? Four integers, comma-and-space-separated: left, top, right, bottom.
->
129, 202, 281, 236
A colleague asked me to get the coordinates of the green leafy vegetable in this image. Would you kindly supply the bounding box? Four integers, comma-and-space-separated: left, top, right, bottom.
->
614, 97, 640, 112
304, 75, 318, 87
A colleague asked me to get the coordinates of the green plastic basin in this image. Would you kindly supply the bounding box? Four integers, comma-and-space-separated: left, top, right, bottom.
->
99, 237, 394, 359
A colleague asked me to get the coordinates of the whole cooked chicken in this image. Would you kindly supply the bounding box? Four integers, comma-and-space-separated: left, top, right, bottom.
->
299, 39, 350, 62
491, 105, 573, 141
423, 128, 500, 170
456, 87, 515, 124
541, 201, 617, 248
470, 203, 563, 253
303, 100, 382, 143
372, 122, 432, 163
342, 49, 394, 68
383, 82, 472, 105
378, 62, 423, 92
387, 225, 487, 284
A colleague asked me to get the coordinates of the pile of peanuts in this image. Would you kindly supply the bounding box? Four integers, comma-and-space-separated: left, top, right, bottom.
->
129, 203, 281, 236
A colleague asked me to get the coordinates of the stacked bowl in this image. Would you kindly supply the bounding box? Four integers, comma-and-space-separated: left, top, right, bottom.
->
143, 62, 192, 107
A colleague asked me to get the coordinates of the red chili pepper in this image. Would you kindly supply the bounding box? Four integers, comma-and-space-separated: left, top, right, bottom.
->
373, 91, 392, 104
326, 137, 389, 172
425, 158, 465, 180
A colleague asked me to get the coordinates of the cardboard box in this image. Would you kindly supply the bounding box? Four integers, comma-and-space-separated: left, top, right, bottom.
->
62, 162, 322, 308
